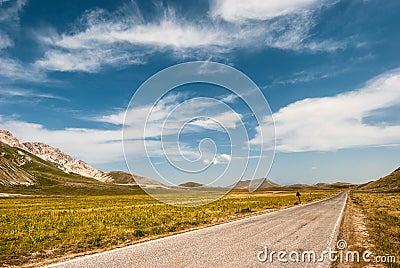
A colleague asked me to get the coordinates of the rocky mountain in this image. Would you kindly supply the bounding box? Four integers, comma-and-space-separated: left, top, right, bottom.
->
0, 129, 166, 188
0, 130, 111, 182
0, 140, 148, 196
0, 130, 27, 150
22, 142, 112, 182
230, 178, 280, 189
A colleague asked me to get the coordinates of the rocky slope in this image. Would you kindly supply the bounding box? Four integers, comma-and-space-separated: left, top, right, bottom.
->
22, 142, 112, 182
0, 130, 27, 150
0, 143, 36, 186
0, 130, 111, 182
0, 140, 148, 196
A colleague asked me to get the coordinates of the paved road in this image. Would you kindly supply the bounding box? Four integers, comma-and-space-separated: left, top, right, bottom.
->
44, 192, 347, 268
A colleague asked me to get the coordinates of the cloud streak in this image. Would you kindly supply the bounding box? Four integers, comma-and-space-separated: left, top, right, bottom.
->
34, 1, 345, 72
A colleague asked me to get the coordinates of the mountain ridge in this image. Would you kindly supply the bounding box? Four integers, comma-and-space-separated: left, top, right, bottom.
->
0, 129, 164, 188
0, 129, 111, 182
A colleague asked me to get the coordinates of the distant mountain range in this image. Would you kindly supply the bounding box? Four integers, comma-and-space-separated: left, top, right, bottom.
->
3, 129, 394, 193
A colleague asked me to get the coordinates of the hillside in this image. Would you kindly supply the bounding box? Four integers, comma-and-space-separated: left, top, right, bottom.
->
0, 129, 165, 189
0, 142, 36, 186
0, 130, 111, 182
360, 167, 400, 192
230, 178, 280, 189
0, 141, 144, 195
107, 171, 163, 187
178, 181, 205, 188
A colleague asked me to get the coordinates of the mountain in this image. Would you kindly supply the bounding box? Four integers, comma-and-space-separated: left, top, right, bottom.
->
0, 130, 111, 182
178, 182, 205, 187
0, 129, 164, 191
360, 167, 400, 192
0, 140, 147, 195
107, 171, 163, 187
0, 141, 98, 186
22, 142, 111, 182
230, 178, 280, 189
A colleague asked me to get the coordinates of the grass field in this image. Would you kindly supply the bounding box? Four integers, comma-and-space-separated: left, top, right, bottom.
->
350, 191, 400, 267
0, 189, 336, 267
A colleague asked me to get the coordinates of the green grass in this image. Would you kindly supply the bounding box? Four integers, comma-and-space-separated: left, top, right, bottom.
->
0, 190, 335, 266
351, 191, 400, 267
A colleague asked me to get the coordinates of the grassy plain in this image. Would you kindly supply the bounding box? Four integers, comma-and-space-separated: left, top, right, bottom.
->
0, 189, 336, 267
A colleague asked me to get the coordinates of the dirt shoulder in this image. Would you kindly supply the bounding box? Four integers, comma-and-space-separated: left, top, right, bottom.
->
335, 192, 385, 268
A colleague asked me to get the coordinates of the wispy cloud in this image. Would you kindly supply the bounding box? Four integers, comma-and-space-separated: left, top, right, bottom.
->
34, 1, 346, 72
0, 0, 27, 23
34, 4, 229, 72
272, 70, 330, 86
96, 92, 242, 138
0, 96, 236, 166
92, 92, 244, 165
209, 0, 320, 22
0, 87, 67, 101
0, 0, 46, 82
0, 57, 46, 82
251, 68, 400, 152
0, 31, 12, 49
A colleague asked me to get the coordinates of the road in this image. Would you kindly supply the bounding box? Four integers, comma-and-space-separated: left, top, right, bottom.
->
44, 192, 347, 268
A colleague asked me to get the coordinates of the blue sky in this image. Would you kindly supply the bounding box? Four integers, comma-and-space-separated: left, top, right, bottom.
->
1, 0, 400, 186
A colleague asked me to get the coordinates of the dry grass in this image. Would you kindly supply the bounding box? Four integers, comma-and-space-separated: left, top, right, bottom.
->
0, 190, 335, 267
337, 191, 400, 268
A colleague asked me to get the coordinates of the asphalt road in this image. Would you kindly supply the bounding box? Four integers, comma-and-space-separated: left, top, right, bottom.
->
44, 192, 347, 268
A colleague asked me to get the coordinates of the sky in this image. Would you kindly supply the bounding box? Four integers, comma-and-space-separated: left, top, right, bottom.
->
1, 0, 400, 186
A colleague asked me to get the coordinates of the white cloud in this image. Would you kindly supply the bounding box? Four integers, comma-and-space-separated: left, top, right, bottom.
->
28, 92, 239, 167
213, 153, 231, 164
0, 0, 27, 23
251, 68, 400, 152
93, 93, 246, 167
0, 87, 66, 101
0, 0, 46, 82
0, 57, 45, 81
97, 93, 243, 137
210, 0, 319, 22
35, 46, 145, 73
187, 111, 242, 131
0, 117, 123, 164
220, 94, 237, 103
34, 1, 345, 72
34, 5, 229, 72
0, 32, 12, 49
